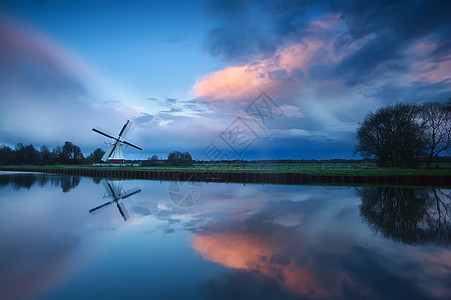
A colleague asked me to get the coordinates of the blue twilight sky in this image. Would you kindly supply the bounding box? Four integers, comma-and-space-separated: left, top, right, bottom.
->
0, 0, 450, 160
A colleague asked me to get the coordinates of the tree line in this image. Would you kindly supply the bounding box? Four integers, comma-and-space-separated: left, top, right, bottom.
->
141, 151, 194, 166
0, 141, 105, 165
355, 101, 450, 168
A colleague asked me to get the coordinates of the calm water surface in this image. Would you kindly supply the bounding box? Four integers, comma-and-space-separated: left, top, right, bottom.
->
0, 172, 450, 300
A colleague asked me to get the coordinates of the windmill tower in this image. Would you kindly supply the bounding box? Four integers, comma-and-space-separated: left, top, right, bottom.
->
92, 120, 142, 164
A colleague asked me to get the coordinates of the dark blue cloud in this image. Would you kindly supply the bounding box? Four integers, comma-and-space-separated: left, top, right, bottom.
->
206, 22, 278, 63
133, 113, 155, 124
335, 32, 405, 86
205, 0, 451, 87
183, 103, 206, 113
368, 79, 451, 105
331, 0, 451, 86
341, 246, 430, 300
199, 270, 301, 300
204, 0, 313, 63
334, 0, 451, 42
0, 23, 87, 100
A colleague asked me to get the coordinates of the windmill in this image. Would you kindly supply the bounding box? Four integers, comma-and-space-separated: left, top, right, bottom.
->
89, 179, 141, 221
92, 120, 142, 164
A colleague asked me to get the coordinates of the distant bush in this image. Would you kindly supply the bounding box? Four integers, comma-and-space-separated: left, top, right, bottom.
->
167, 151, 193, 166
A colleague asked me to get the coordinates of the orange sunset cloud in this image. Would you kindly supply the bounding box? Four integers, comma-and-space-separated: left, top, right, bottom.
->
192, 232, 350, 298
193, 40, 337, 101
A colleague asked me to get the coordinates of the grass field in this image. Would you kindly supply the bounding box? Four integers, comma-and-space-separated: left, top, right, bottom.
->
2, 163, 451, 176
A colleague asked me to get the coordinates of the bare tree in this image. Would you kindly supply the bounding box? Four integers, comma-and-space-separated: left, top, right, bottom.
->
420, 101, 451, 168
355, 103, 425, 168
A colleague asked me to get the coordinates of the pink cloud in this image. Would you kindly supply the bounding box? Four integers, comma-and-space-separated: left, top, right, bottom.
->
412, 42, 437, 53
420, 250, 451, 298
413, 60, 451, 82
194, 40, 336, 101
192, 231, 343, 297
309, 13, 342, 31
194, 65, 265, 101
193, 14, 347, 102
0, 14, 114, 97
408, 41, 451, 82
194, 12, 451, 107
0, 15, 144, 149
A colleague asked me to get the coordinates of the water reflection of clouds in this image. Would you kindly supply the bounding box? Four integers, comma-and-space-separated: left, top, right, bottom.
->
0, 231, 82, 300
192, 198, 349, 298
1, 172, 450, 299
0, 173, 130, 300
190, 187, 451, 299
420, 250, 451, 298
0, 175, 87, 300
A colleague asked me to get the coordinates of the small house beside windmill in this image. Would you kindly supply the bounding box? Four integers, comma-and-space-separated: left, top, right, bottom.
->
92, 120, 142, 165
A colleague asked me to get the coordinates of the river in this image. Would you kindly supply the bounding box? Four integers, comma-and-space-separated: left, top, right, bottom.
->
0, 172, 450, 299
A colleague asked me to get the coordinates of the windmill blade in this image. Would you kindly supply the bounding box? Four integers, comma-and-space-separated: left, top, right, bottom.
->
92, 128, 116, 140
89, 201, 113, 214
117, 202, 130, 221
120, 187, 141, 200
122, 140, 142, 151
123, 144, 142, 154
94, 126, 116, 138
118, 120, 130, 138
110, 180, 124, 198
102, 144, 115, 162
102, 179, 117, 199
120, 120, 132, 139
104, 142, 119, 162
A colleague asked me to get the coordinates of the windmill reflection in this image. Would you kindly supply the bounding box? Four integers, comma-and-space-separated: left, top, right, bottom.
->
89, 179, 141, 221
359, 187, 450, 246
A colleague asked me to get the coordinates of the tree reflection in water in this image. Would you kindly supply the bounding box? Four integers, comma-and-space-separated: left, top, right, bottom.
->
358, 187, 450, 246
0, 173, 81, 192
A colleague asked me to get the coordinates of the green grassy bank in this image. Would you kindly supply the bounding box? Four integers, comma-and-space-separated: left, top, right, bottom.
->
1, 163, 450, 176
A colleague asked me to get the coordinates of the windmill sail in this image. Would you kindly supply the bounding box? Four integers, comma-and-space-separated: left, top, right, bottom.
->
118, 120, 130, 138
109, 144, 124, 161
102, 144, 115, 162
123, 140, 142, 151
121, 187, 141, 199
117, 202, 130, 221
89, 201, 113, 214
102, 179, 115, 197
92, 128, 116, 140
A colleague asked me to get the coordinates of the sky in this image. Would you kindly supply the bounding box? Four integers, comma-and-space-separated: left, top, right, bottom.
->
0, 0, 450, 160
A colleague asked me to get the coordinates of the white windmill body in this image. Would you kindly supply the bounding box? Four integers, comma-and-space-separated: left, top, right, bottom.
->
92, 120, 142, 165
102, 142, 126, 164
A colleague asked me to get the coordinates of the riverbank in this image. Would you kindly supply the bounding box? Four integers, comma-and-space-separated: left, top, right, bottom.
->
1, 165, 450, 187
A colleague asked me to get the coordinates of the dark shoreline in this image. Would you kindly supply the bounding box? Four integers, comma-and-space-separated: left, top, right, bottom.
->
1, 167, 450, 187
